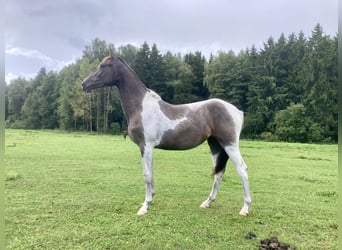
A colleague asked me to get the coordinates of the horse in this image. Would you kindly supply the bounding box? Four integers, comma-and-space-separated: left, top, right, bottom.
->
82, 55, 251, 216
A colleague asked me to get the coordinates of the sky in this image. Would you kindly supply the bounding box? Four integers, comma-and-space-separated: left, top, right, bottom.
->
5, 0, 338, 84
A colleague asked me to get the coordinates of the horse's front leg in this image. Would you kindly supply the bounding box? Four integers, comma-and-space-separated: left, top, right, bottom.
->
137, 144, 155, 215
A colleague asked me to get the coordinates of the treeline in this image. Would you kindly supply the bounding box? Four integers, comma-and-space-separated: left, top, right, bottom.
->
5, 24, 337, 143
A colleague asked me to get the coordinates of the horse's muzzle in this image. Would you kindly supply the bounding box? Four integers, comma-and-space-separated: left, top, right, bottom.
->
81, 81, 91, 93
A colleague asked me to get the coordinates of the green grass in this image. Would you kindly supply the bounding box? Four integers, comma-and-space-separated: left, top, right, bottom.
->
5, 129, 337, 249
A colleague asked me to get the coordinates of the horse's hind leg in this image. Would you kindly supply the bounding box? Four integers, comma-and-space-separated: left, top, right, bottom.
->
200, 137, 228, 208
224, 143, 251, 216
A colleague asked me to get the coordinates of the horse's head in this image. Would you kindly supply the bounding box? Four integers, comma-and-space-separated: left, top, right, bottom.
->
82, 55, 119, 93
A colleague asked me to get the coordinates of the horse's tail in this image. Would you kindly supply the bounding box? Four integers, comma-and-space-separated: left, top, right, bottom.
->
212, 149, 229, 176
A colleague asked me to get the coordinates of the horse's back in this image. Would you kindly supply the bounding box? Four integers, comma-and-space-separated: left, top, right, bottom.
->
163, 98, 244, 135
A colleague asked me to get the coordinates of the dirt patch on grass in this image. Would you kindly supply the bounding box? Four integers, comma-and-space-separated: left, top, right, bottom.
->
259, 236, 296, 250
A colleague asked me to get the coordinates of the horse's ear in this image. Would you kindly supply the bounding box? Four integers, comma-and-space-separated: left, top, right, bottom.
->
109, 47, 113, 57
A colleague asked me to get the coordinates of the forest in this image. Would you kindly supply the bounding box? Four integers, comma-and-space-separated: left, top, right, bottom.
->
5, 24, 338, 143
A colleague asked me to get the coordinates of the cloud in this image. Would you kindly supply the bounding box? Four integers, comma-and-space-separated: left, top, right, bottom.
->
5, 72, 37, 84
6, 47, 56, 67
6, 46, 77, 70
5, 47, 77, 83
4, 0, 338, 84
5, 72, 19, 84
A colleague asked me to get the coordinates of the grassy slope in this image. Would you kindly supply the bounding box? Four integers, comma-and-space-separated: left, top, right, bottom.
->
5, 129, 337, 249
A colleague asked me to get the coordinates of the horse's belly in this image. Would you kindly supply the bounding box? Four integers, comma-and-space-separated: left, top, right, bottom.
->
155, 126, 210, 150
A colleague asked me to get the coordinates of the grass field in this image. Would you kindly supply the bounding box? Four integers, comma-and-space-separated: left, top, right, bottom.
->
5, 129, 337, 249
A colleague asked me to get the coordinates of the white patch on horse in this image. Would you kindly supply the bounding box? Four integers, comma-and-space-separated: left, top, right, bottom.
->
223, 102, 244, 139
141, 91, 187, 146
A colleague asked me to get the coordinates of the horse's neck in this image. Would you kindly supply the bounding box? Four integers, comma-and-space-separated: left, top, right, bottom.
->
116, 67, 147, 122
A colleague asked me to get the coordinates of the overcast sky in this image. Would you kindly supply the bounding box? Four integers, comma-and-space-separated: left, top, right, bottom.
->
5, 0, 338, 83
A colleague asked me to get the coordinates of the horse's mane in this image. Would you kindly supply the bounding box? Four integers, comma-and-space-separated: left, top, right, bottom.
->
116, 56, 148, 91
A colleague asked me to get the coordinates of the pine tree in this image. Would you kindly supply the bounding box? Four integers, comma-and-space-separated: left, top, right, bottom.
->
272, 33, 290, 111
133, 42, 151, 84
286, 32, 307, 104
303, 24, 338, 141
39, 71, 59, 129
149, 44, 172, 100
204, 50, 237, 100
184, 51, 209, 100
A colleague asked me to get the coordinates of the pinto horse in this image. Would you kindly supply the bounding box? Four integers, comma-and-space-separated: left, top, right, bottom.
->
82, 55, 251, 216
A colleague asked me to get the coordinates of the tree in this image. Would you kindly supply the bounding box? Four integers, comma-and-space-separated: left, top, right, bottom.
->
272, 33, 290, 111
134, 41, 151, 84
173, 63, 197, 104
6, 77, 28, 122
72, 57, 99, 131
184, 51, 209, 100
163, 51, 183, 103
246, 75, 276, 136
4, 25, 337, 142
232, 50, 251, 111
204, 50, 237, 100
163, 51, 182, 83
82, 38, 115, 63
39, 71, 59, 129
21, 91, 41, 129
285, 31, 307, 104
5, 87, 8, 121
19, 68, 48, 129
274, 104, 312, 142
149, 44, 172, 101
133, 42, 173, 101
81, 38, 120, 132
118, 44, 138, 67
58, 62, 81, 130
303, 24, 338, 142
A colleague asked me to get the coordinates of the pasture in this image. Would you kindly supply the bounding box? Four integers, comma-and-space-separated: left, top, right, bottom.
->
5, 129, 337, 249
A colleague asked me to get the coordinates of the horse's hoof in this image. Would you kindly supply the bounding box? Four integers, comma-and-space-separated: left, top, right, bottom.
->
200, 203, 209, 208
137, 208, 148, 215
239, 210, 249, 216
